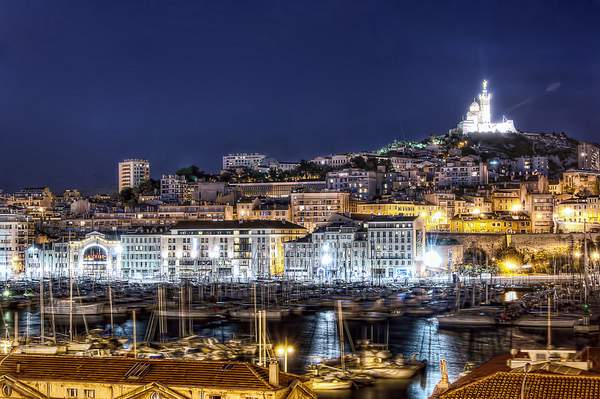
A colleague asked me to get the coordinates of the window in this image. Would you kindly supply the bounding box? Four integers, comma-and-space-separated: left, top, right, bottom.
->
84, 389, 95, 398
67, 388, 78, 398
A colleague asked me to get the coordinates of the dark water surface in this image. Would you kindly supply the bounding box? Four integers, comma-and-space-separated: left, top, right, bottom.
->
7, 307, 598, 399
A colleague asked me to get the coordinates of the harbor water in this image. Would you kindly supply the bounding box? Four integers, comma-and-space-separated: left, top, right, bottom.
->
5, 306, 598, 399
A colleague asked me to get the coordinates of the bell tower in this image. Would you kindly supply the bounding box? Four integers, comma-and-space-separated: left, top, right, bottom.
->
478, 80, 491, 124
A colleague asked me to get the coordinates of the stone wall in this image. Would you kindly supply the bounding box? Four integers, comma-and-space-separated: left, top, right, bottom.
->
433, 232, 600, 262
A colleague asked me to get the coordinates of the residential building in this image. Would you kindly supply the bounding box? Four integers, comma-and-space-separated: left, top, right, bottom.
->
525, 193, 554, 233
578, 142, 600, 171
450, 212, 532, 234
163, 220, 306, 280
284, 215, 426, 281
120, 230, 164, 280
236, 198, 291, 222
9, 186, 54, 209
491, 189, 523, 212
562, 169, 600, 195
453, 196, 492, 216
436, 156, 488, 187
310, 153, 351, 168
326, 168, 377, 201
0, 354, 314, 399
554, 196, 600, 233
160, 174, 187, 203
26, 221, 305, 280
513, 156, 549, 176
118, 159, 150, 192
433, 349, 600, 399
256, 158, 300, 173
230, 181, 326, 198
222, 152, 266, 170
290, 192, 350, 231
352, 201, 448, 231
0, 213, 33, 279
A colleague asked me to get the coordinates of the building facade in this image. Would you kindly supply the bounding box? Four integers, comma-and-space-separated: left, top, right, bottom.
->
0, 213, 33, 279
118, 159, 150, 192
436, 157, 488, 187
290, 192, 350, 232
222, 153, 266, 170
160, 174, 188, 203
326, 168, 377, 201
578, 142, 600, 171
284, 215, 426, 281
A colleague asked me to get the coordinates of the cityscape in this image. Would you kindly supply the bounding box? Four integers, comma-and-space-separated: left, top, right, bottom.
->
1, 2, 600, 399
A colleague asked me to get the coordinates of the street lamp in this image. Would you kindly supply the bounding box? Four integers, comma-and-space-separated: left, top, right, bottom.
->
275, 341, 295, 372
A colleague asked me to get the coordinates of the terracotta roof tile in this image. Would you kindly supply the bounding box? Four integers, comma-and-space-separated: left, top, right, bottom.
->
0, 355, 301, 391
440, 372, 600, 399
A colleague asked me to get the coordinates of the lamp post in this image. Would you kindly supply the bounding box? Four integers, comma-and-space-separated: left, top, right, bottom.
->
275, 340, 294, 373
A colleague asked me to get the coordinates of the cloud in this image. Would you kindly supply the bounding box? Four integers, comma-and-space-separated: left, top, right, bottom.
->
546, 82, 561, 92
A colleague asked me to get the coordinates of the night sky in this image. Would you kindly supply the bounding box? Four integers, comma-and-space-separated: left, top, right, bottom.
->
0, 1, 599, 193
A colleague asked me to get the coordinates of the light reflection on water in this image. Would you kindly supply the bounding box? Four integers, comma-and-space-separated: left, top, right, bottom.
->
5, 308, 598, 399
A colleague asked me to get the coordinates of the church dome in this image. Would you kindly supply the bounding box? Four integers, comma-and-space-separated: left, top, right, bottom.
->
469, 100, 480, 112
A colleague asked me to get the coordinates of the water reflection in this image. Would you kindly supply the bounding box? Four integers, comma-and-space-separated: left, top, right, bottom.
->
3, 307, 598, 399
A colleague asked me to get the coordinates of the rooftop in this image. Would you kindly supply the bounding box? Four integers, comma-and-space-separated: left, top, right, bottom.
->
172, 219, 305, 231
0, 355, 301, 391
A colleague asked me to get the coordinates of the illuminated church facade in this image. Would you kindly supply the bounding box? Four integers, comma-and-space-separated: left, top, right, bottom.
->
456, 80, 517, 134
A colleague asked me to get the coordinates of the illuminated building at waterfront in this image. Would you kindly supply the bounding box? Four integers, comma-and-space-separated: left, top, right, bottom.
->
284, 214, 426, 281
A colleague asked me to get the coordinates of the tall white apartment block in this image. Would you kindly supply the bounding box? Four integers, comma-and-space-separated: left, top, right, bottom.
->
0, 213, 33, 279
222, 153, 266, 170
118, 159, 150, 192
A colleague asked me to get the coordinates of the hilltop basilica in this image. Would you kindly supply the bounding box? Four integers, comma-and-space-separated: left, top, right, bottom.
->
455, 80, 517, 134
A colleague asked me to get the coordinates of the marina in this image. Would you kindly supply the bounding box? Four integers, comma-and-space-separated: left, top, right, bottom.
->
1, 279, 599, 398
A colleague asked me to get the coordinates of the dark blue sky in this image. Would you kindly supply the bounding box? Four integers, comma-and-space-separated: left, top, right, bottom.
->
1, 1, 599, 193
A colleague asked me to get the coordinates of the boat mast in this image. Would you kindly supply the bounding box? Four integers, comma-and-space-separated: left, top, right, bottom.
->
547, 295, 552, 350
40, 255, 45, 343
337, 300, 345, 370
583, 219, 589, 305
69, 252, 73, 342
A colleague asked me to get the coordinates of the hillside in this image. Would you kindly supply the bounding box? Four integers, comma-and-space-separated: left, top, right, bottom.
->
379, 131, 580, 178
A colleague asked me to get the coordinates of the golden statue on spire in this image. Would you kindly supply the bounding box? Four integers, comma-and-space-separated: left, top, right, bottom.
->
482, 79, 488, 90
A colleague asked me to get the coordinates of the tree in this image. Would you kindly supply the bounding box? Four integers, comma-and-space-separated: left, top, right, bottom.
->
176, 165, 211, 182
137, 178, 160, 196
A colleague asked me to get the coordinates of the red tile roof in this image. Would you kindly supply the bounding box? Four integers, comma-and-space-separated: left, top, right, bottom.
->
440, 371, 600, 399
0, 355, 302, 391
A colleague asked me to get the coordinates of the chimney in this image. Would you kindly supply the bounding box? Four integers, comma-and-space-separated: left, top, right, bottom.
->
268, 361, 280, 386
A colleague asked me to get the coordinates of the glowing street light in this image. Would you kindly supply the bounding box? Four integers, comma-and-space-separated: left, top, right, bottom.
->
424, 249, 443, 270
275, 341, 295, 372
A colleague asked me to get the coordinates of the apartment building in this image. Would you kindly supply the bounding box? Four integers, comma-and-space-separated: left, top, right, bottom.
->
326, 168, 377, 201
118, 159, 150, 192
290, 192, 350, 231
